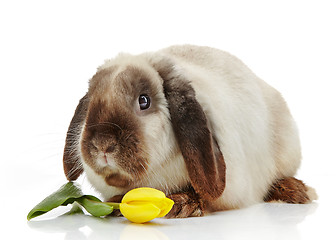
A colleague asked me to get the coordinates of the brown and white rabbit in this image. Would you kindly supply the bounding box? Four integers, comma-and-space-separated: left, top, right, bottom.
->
63, 45, 317, 218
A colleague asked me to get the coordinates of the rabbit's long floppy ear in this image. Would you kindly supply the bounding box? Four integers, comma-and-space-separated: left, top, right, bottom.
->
63, 94, 88, 181
153, 58, 226, 201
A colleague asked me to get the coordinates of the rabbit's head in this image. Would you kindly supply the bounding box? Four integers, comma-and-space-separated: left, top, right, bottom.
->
63, 53, 226, 200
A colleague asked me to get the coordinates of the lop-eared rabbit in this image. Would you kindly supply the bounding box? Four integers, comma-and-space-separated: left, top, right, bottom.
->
63, 45, 317, 217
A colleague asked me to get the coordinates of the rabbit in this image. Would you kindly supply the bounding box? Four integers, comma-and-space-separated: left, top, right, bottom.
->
63, 45, 317, 218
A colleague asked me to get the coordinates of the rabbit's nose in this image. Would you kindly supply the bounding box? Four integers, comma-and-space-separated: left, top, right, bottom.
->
105, 144, 116, 153
91, 135, 117, 154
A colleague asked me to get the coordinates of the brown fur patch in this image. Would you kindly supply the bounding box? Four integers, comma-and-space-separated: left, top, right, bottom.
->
80, 65, 157, 187
264, 177, 311, 204
105, 173, 131, 188
81, 99, 148, 185
155, 58, 226, 201
88, 67, 116, 97
115, 66, 159, 98
166, 186, 205, 218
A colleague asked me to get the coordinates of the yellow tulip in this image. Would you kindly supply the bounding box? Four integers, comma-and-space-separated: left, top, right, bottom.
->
119, 187, 174, 223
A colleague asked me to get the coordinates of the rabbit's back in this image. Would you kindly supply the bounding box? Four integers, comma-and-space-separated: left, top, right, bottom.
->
157, 45, 301, 209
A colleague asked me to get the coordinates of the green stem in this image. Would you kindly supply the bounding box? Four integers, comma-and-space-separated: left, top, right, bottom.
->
104, 202, 120, 209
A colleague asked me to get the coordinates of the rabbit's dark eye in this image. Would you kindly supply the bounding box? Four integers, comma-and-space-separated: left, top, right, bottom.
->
139, 94, 151, 110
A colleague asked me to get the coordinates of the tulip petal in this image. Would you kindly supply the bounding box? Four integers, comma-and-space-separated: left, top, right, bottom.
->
120, 202, 161, 223
121, 187, 166, 204
156, 198, 175, 218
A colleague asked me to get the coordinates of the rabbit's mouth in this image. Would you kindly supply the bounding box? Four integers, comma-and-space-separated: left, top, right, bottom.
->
82, 150, 149, 188
95, 152, 119, 169
84, 155, 135, 188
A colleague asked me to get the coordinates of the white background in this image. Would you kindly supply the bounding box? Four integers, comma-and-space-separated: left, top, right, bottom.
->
1, 0, 335, 239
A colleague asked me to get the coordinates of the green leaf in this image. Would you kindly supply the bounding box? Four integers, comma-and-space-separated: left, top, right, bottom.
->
27, 182, 83, 220
27, 182, 116, 220
76, 197, 114, 217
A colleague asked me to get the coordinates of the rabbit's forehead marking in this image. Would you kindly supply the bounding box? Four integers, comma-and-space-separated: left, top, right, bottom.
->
88, 66, 117, 97
113, 65, 159, 98
89, 64, 160, 105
